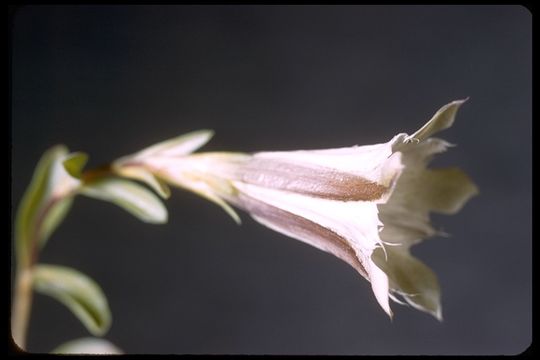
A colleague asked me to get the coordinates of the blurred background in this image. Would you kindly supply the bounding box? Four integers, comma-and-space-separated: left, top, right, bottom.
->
10, 5, 531, 355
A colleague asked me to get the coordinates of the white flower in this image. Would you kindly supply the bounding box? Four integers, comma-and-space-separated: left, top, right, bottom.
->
113, 100, 478, 320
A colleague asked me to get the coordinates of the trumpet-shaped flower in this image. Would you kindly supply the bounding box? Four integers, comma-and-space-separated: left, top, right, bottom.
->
113, 100, 478, 320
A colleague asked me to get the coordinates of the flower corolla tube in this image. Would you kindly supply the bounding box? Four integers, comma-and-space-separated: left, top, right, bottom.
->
114, 100, 478, 319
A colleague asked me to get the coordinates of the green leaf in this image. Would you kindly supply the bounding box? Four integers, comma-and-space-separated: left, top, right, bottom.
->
15, 146, 68, 266
62, 152, 88, 178
32, 265, 112, 336
38, 197, 74, 249
111, 165, 171, 199
80, 177, 168, 224
52, 338, 122, 354
15, 146, 86, 257
36, 152, 84, 249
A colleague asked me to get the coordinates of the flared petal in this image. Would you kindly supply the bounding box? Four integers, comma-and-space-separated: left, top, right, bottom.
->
378, 140, 478, 246
236, 190, 393, 317
405, 99, 468, 143
233, 181, 386, 255
368, 260, 393, 318
372, 246, 442, 320
414, 168, 479, 214
237, 192, 369, 280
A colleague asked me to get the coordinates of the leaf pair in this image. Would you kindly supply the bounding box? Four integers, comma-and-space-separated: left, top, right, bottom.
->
14, 145, 169, 341
15, 146, 169, 265
13, 130, 219, 347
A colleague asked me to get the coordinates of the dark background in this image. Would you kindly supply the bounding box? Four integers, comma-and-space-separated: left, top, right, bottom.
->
10, 5, 531, 355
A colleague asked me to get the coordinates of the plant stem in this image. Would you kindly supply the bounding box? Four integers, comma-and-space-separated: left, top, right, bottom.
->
11, 197, 59, 351
11, 162, 112, 350
11, 267, 34, 350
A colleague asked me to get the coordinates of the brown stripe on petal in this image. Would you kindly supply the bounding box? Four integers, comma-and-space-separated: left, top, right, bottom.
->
237, 159, 388, 202
235, 192, 369, 279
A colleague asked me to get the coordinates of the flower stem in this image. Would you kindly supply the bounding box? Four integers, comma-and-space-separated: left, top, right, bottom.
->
11, 266, 34, 350
11, 197, 60, 351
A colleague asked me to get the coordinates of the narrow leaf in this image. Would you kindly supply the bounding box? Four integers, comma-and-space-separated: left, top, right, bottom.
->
33, 265, 112, 336
36, 151, 83, 249
15, 146, 68, 266
80, 177, 168, 224
52, 338, 122, 354
112, 165, 171, 199
38, 197, 74, 249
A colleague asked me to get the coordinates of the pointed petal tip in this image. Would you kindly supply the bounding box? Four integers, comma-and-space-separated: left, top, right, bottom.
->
386, 308, 394, 321
406, 99, 469, 143
427, 303, 443, 321
435, 309, 443, 322
447, 172, 479, 214
369, 262, 393, 319
453, 97, 470, 105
